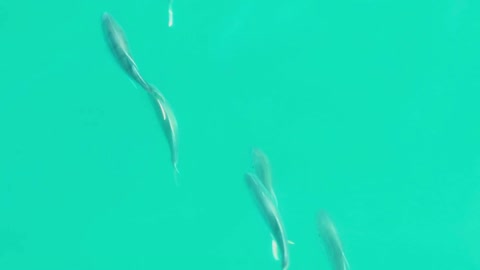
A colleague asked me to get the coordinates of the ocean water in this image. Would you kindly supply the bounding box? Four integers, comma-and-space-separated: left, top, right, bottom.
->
1, 0, 480, 269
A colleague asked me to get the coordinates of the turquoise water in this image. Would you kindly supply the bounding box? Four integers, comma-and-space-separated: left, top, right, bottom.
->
1, 0, 480, 269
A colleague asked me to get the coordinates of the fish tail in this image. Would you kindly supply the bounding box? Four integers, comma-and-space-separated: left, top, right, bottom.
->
173, 163, 180, 187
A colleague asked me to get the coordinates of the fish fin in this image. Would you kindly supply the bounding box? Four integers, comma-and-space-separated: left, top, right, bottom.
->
271, 238, 279, 261
129, 78, 139, 89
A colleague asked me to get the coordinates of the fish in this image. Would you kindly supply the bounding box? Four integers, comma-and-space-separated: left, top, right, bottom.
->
317, 211, 350, 270
251, 148, 293, 260
149, 85, 180, 186
251, 148, 278, 206
102, 12, 179, 184
101, 12, 150, 92
245, 172, 290, 270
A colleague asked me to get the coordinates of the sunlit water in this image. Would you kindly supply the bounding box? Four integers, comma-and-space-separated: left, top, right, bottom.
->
0, 0, 480, 269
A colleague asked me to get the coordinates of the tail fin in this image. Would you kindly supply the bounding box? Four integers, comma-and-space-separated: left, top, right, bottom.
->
173, 163, 180, 187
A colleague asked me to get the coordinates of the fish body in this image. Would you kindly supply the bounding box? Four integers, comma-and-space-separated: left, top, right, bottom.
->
251, 148, 278, 206
101, 12, 150, 91
149, 85, 180, 185
317, 211, 349, 270
245, 172, 289, 270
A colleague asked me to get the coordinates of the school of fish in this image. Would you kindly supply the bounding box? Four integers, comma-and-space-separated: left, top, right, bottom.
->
101, 12, 350, 270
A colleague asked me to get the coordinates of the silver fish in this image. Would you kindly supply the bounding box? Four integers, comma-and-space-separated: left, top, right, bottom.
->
245, 172, 290, 270
149, 85, 180, 185
317, 211, 349, 270
251, 148, 278, 206
101, 12, 150, 92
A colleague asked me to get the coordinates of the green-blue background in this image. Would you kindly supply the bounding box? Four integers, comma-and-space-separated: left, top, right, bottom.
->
1, 0, 480, 269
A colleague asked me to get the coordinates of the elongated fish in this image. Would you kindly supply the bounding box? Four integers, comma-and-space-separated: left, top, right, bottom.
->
317, 211, 350, 270
245, 172, 290, 270
101, 12, 150, 92
251, 148, 293, 260
149, 85, 180, 186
